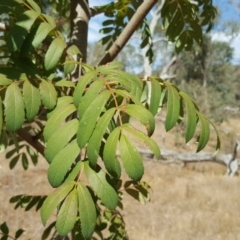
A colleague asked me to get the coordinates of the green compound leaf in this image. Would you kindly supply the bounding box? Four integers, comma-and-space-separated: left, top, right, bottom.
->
48, 139, 80, 187
77, 183, 97, 239
119, 134, 144, 181
23, 80, 41, 121
179, 91, 197, 143
73, 70, 98, 108
43, 104, 76, 141
26, 0, 41, 12
56, 188, 78, 236
165, 82, 180, 131
122, 124, 161, 159
196, 112, 210, 152
87, 108, 116, 167
44, 37, 66, 70
6, 10, 40, 52
77, 90, 111, 148
41, 181, 75, 225
4, 83, 25, 132
84, 162, 118, 210
103, 127, 121, 178
40, 79, 57, 110
45, 119, 78, 163
63, 55, 75, 74
124, 104, 155, 136
149, 78, 162, 116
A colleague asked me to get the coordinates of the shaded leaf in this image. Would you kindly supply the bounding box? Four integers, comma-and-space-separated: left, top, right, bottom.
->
4, 83, 25, 132
48, 140, 80, 187
84, 163, 118, 210
15, 229, 24, 239
149, 78, 162, 116
41, 181, 75, 225
77, 90, 111, 148
103, 127, 121, 178
56, 188, 78, 236
77, 183, 96, 238
23, 80, 41, 121
87, 108, 116, 166
119, 134, 144, 181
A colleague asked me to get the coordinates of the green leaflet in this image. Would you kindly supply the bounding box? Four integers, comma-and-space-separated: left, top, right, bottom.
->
48, 139, 80, 188
196, 112, 210, 152
84, 162, 118, 210
4, 83, 25, 132
55, 79, 75, 88
23, 80, 41, 121
56, 188, 78, 236
43, 103, 76, 141
207, 118, 221, 154
41, 181, 75, 225
77, 90, 111, 148
0, 98, 2, 136
122, 124, 161, 159
44, 37, 66, 70
22, 22, 54, 55
77, 183, 97, 238
149, 78, 162, 116
63, 55, 75, 74
165, 82, 180, 131
6, 10, 40, 52
124, 104, 155, 136
64, 161, 83, 183
0, 68, 27, 84
0, 77, 11, 86
26, 0, 41, 12
45, 119, 79, 163
87, 108, 116, 166
103, 127, 121, 178
119, 134, 144, 181
114, 89, 141, 105
66, 45, 82, 56
40, 79, 57, 110
77, 79, 105, 119
73, 70, 98, 108
42, 14, 56, 28
179, 91, 197, 143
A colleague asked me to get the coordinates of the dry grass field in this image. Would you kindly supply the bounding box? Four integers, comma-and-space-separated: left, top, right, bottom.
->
1, 117, 240, 240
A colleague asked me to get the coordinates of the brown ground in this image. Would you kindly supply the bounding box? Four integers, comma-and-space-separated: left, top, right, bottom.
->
1, 117, 240, 240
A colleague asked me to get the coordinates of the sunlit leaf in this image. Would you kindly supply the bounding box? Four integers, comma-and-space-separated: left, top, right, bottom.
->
40, 79, 57, 110
4, 83, 25, 132
41, 181, 75, 225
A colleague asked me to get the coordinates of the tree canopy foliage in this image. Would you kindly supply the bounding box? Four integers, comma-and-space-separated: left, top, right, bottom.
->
0, 0, 221, 239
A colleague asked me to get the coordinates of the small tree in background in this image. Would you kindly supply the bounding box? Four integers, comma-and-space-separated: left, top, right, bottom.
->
0, 0, 220, 239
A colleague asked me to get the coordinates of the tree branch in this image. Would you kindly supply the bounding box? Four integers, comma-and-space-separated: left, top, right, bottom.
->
17, 129, 45, 156
98, 0, 158, 65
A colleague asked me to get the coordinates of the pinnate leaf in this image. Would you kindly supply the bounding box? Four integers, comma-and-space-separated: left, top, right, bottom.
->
165, 82, 180, 131
179, 91, 197, 143
45, 37, 66, 70
41, 181, 75, 225
4, 83, 25, 132
149, 78, 162, 116
48, 139, 80, 187
84, 162, 118, 210
87, 108, 116, 166
77, 90, 111, 148
40, 80, 57, 110
45, 119, 78, 163
23, 80, 41, 121
56, 188, 78, 236
77, 183, 96, 238
119, 134, 144, 181
43, 104, 76, 141
103, 127, 121, 178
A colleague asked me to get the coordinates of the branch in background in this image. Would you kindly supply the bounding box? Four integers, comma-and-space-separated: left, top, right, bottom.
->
98, 0, 158, 65
160, 56, 177, 79
0, 22, 8, 31
17, 129, 45, 157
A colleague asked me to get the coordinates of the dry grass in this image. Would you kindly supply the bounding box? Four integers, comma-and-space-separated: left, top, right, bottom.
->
1, 117, 240, 239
